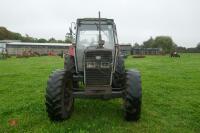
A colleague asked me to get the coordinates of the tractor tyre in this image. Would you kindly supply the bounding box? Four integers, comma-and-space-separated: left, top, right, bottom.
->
45, 69, 74, 121
112, 56, 126, 88
124, 70, 142, 121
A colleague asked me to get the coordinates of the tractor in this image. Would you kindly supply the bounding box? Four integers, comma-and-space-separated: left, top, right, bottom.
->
45, 12, 142, 121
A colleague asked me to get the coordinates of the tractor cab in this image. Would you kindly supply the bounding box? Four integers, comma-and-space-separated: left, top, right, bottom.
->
74, 18, 119, 88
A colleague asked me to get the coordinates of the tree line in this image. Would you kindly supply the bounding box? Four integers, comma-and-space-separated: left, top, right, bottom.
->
133, 36, 200, 53
0, 27, 70, 43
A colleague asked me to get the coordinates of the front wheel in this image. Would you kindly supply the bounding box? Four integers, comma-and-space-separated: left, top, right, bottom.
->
124, 70, 142, 121
45, 69, 74, 121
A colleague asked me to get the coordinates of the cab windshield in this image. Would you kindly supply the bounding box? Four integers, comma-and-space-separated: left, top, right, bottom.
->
77, 24, 115, 49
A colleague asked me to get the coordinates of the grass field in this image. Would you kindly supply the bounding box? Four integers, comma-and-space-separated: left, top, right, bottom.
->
0, 54, 200, 133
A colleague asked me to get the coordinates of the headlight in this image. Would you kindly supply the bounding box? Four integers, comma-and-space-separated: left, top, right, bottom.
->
101, 62, 110, 69
95, 56, 101, 60
86, 62, 96, 69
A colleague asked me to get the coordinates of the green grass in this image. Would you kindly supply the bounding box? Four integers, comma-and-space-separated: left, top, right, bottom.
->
0, 54, 200, 133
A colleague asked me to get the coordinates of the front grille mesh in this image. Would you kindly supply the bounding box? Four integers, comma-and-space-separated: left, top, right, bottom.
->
85, 50, 112, 86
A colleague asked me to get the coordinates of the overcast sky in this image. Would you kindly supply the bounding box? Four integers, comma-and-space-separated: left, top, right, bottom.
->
0, 0, 199, 47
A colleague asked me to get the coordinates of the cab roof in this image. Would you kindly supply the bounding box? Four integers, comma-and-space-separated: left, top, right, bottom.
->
77, 18, 114, 25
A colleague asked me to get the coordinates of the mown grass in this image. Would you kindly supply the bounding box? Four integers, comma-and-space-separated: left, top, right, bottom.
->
0, 54, 200, 133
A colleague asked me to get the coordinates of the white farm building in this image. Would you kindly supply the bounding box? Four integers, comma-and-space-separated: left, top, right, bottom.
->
1, 41, 71, 56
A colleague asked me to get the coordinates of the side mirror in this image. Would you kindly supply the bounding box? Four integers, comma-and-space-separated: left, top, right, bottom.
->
69, 28, 73, 35
70, 22, 76, 34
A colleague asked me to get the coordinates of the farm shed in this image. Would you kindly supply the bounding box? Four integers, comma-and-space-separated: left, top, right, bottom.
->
0, 40, 20, 53
132, 48, 162, 55
5, 42, 71, 55
119, 44, 132, 55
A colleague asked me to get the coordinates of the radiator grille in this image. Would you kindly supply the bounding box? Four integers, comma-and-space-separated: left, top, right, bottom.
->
85, 50, 112, 86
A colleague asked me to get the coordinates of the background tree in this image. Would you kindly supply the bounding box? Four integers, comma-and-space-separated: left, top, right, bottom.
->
12, 32, 23, 40
152, 36, 175, 53
38, 38, 47, 43
57, 40, 64, 43
133, 42, 141, 48
48, 37, 57, 43
0, 27, 22, 40
21, 34, 36, 42
142, 37, 154, 48
0, 27, 66, 43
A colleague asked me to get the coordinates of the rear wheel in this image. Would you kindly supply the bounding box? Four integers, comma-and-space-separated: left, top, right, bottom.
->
45, 69, 74, 121
124, 70, 142, 121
